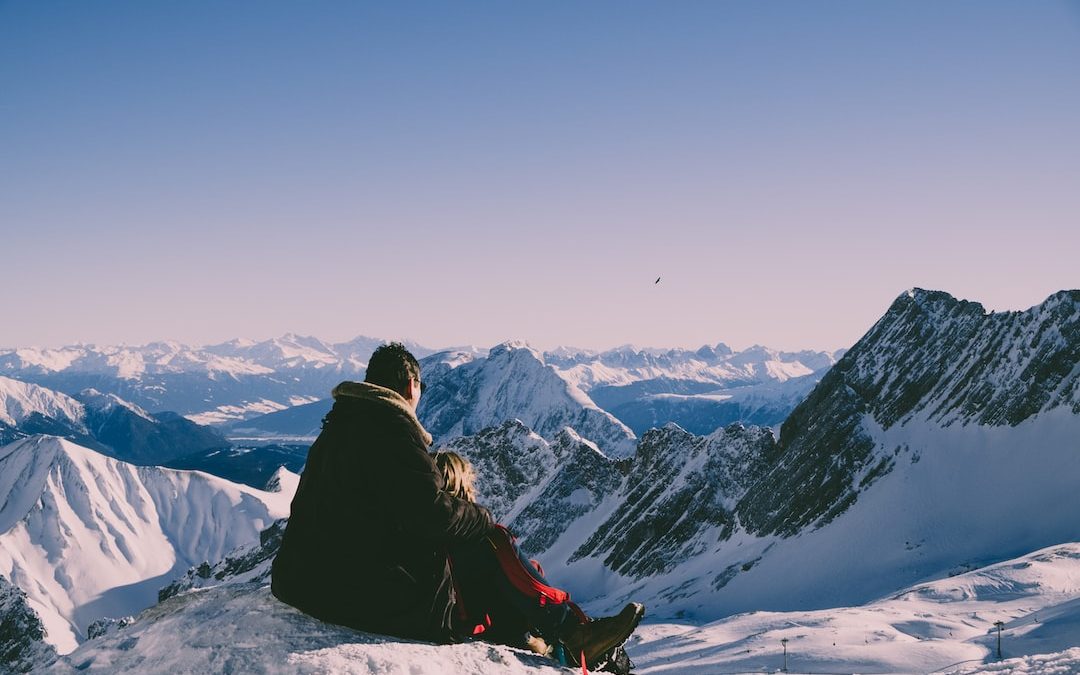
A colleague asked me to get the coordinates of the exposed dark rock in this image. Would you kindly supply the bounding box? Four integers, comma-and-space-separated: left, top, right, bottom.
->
0, 575, 56, 672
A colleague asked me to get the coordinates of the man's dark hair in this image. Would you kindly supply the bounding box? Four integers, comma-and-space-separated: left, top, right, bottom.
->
365, 342, 421, 395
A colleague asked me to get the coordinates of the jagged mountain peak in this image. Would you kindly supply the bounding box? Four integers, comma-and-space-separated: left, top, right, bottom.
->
849, 288, 1080, 429
551, 426, 608, 460
74, 388, 155, 421
885, 288, 986, 324
488, 340, 543, 359
419, 342, 637, 458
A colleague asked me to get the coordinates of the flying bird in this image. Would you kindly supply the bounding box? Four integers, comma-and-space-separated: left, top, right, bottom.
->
655, 276, 661, 284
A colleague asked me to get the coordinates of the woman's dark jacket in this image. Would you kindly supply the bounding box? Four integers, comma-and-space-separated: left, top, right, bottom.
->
271, 381, 494, 642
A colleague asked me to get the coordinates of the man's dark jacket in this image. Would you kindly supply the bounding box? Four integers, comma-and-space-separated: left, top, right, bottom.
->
271, 381, 493, 642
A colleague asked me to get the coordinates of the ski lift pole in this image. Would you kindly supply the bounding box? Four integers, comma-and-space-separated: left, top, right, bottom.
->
781, 638, 789, 673
994, 621, 1004, 660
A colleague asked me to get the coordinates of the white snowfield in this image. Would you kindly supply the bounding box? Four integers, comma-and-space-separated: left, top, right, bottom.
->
630, 542, 1080, 674
0, 436, 293, 654
48, 583, 566, 674
46, 542, 1080, 674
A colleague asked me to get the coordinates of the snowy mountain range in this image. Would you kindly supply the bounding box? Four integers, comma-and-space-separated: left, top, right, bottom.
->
0, 436, 293, 654
229, 340, 838, 456
2, 335, 839, 444
549, 343, 842, 433
3, 287, 1078, 674
400, 289, 1080, 625
0, 335, 432, 426
0, 376, 226, 464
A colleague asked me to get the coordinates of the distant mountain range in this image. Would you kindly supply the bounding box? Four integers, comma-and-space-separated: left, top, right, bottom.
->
226, 341, 841, 455
1, 334, 840, 444
0, 335, 433, 426
0, 375, 227, 465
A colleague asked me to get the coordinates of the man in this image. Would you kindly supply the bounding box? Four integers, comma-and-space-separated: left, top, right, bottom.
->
271, 342, 643, 668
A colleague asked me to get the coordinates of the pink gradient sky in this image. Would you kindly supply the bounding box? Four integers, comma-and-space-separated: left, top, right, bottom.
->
2, 1, 1078, 352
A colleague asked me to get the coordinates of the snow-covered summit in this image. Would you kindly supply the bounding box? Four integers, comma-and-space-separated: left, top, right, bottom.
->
264, 465, 301, 494
74, 388, 155, 422
420, 343, 637, 457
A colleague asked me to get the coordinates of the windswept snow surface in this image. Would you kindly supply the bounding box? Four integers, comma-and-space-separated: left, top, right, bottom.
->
0, 436, 293, 654
950, 649, 1080, 675
49, 584, 565, 674
630, 542, 1080, 674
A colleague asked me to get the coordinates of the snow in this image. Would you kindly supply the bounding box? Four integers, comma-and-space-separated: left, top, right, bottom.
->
48, 584, 566, 674
422, 343, 637, 458
0, 375, 86, 428
43, 542, 1080, 674
549, 344, 839, 392
629, 542, 1080, 674
76, 388, 156, 422
185, 398, 290, 426
0, 436, 293, 654
559, 407, 1080, 624
950, 648, 1080, 674
265, 466, 301, 494
7, 347, 84, 372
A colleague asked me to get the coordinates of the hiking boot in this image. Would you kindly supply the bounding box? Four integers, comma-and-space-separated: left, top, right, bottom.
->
561, 602, 645, 670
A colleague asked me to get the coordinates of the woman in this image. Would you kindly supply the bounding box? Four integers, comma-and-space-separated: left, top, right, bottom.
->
433, 451, 641, 674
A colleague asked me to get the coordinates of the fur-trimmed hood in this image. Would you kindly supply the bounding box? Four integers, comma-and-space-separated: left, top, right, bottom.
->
331, 380, 433, 446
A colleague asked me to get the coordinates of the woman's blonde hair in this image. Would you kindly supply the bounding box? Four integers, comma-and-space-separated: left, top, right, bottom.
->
434, 451, 477, 503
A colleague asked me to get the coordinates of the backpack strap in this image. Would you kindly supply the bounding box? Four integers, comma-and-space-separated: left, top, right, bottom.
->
488, 525, 571, 605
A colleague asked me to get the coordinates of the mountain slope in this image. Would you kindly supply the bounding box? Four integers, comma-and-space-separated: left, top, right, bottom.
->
0, 436, 292, 654
627, 541, 1080, 674
626, 289, 1080, 620
738, 288, 1080, 538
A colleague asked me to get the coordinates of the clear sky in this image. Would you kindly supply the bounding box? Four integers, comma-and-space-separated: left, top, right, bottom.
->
2, 1, 1078, 352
